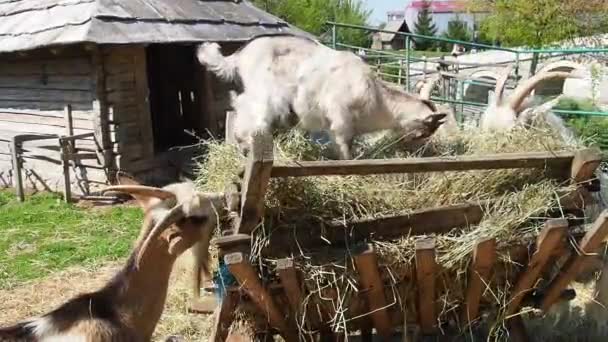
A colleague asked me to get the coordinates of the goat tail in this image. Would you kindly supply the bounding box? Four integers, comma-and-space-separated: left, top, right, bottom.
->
0, 322, 35, 341
196, 43, 238, 81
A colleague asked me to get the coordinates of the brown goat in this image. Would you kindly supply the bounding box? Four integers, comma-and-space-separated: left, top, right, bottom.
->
0, 181, 223, 342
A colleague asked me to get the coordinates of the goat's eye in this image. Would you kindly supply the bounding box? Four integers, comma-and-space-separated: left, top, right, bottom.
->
188, 216, 208, 225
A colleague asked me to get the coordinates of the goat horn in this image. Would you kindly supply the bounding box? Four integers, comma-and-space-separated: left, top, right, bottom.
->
101, 185, 176, 201
136, 203, 186, 267
493, 65, 514, 106
507, 71, 572, 113
419, 75, 441, 100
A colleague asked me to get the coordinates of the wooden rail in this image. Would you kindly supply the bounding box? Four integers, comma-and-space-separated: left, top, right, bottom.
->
271, 150, 581, 178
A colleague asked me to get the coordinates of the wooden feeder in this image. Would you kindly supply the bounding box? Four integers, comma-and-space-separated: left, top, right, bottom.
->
195, 133, 606, 342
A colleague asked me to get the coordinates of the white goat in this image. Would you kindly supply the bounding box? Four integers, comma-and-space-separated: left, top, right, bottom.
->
480, 66, 574, 131
0, 180, 223, 342
197, 35, 447, 159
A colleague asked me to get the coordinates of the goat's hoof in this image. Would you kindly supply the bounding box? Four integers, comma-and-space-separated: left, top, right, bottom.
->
164, 335, 185, 342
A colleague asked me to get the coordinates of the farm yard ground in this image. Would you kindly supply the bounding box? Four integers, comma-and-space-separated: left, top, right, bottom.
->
2, 190, 608, 341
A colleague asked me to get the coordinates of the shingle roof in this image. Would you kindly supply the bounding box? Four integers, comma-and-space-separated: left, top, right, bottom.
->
0, 0, 312, 53
380, 19, 408, 42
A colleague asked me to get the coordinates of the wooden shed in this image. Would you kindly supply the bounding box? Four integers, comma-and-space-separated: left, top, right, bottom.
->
0, 0, 307, 196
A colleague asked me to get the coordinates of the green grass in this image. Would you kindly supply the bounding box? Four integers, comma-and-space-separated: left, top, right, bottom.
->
0, 190, 142, 289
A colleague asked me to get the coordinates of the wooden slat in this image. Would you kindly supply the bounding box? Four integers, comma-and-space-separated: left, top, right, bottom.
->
461, 238, 496, 326
570, 147, 602, 184
540, 212, 608, 311
211, 291, 239, 342
271, 150, 577, 178
59, 139, 72, 203
10, 137, 24, 201
506, 219, 568, 317
276, 258, 306, 326
237, 133, 274, 234
224, 252, 294, 341
415, 238, 437, 335
353, 245, 393, 338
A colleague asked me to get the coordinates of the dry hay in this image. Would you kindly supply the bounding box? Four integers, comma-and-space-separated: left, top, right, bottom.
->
196, 124, 595, 339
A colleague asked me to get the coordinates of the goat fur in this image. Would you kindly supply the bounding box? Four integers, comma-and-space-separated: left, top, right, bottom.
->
197, 35, 447, 159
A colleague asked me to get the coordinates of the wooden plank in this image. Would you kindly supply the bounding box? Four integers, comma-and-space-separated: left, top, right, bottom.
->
415, 238, 437, 336
0, 111, 94, 130
571, 148, 602, 184
224, 252, 294, 341
461, 238, 497, 326
132, 46, 155, 159
276, 258, 312, 330
353, 244, 393, 338
237, 133, 274, 234
0, 88, 93, 104
211, 291, 239, 342
59, 139, 72, 203
10, 137, 24, 201
506, 219, 568, 317
540, 212, 608, 311
270, 150, 576, 178
91, 46, 111, 168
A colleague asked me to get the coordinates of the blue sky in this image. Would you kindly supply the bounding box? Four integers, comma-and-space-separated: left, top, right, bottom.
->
363, 0, 406, 25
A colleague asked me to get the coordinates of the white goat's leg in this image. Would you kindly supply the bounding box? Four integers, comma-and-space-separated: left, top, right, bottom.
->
232, 92, 275, 155
328, 118, 354, 160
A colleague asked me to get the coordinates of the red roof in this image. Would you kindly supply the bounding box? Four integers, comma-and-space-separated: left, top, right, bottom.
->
407, 0, 467, 13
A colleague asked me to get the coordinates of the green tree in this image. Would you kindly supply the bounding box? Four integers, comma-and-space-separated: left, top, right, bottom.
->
250, 0, 371, 46
413, 0, 438, 50
440, 17, 471, 51
471, 0, 608, 47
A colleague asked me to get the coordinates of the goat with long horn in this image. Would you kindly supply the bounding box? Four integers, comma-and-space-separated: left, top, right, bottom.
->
0, 180, 224, 342
480, 67, 573, 131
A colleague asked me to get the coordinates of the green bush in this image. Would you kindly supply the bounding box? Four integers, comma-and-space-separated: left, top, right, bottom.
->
553, 97, 608, 149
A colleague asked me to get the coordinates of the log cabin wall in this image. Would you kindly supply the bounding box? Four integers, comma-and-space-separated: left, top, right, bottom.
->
0, 46, 107, 193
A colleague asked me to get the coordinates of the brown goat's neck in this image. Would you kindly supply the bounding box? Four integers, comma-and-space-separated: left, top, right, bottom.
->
106, 237, 177, 340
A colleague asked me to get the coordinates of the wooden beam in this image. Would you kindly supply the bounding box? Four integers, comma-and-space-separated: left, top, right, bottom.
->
224, 252, 294, 341
237, 133, 274, 234
271, 150, 576, 178
10, 137, 24, 202
415, 238, 437, 336
211, 291, 239, 342
353, 245, 394, 338
461, 238, 497, 326
506, 219, 568, 317
571, 147, 602, 184
540, 212, 608, 311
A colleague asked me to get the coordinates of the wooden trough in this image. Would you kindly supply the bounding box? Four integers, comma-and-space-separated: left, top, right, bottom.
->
197, 134, 606, 342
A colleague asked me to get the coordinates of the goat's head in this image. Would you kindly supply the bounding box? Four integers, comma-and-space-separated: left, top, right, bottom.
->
418, 75, 459, 136
101, 181, 224, 267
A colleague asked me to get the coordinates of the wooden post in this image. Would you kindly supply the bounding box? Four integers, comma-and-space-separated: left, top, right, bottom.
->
506, 219, 568, 317
461, 238, 497, 326
237, 133, 274, 234
353, 244, 394, 338
10, 136, 24, 202
211, 291, 239, 342
59, 139, 72, 203
507, 316, 530, 342
415, 238, 437, 336
224, 252, 294, 341
571, 148, 602, 185
540, 211, 608, 311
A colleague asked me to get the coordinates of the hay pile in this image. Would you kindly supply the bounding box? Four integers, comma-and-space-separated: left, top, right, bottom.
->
196, 124, 585, 339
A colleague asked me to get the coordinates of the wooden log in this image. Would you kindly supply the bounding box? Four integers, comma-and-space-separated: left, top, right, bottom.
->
271, 150, 577, 178
571, 147, 602, 184
211, 291, 239, 342
461, 238, 497, 326
353, 245, 393, 338
415, 238, 437, 336
506, 219, 568, 317
10, 137, 24, 201
224, 252, 294, 341
237, 133, 274, 234
540, 211, 608, 311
